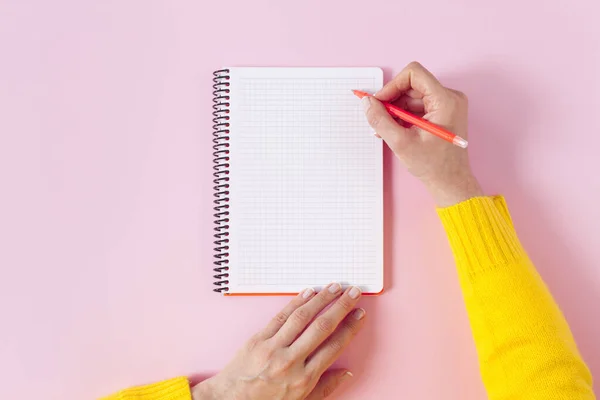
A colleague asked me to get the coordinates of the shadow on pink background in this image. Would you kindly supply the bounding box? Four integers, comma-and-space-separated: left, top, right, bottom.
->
0, 1, 598, 399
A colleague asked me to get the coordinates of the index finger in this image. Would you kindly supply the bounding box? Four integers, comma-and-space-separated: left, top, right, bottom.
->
375, 61, 444, 102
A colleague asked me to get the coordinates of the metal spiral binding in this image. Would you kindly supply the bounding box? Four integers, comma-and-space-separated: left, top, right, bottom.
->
212, 69, 231, 293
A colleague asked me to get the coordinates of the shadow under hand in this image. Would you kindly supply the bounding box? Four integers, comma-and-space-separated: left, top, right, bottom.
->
327, 295, 380, 399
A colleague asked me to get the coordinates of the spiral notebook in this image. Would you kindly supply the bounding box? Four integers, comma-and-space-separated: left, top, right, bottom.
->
212, 67, 384, 295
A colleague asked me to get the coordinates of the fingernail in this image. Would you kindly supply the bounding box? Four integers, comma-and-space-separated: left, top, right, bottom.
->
328, 282, 342, 294
361, 96, 371, 112
302, 288, 315, 299
342, 371, 353, 381
348, 286, 361, 299
353, 308, 366, 320
372, 131, 380, 137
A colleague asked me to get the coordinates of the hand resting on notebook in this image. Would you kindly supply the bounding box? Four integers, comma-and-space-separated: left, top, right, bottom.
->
362, 61, 483, 207
191, 284, 364, 400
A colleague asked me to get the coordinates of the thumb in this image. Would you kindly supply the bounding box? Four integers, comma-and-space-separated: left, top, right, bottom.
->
306, 369, 353, 399
362, 96, 413, 152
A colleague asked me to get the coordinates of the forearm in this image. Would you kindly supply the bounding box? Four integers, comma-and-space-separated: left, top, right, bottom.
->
438, 196, 594, 399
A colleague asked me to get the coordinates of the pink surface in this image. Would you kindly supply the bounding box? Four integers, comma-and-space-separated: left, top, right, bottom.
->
1, 1, 599, 399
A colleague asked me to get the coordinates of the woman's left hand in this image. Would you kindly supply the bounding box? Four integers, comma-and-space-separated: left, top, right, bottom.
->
192, 283, 365, 400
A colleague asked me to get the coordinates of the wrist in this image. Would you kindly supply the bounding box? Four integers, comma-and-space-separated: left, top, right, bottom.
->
426, 173, 483, 207
191, 379, 216, 400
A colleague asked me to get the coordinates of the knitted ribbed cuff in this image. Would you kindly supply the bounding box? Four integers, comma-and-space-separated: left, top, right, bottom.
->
437, 196, 526, 278
107, 377, 191, 400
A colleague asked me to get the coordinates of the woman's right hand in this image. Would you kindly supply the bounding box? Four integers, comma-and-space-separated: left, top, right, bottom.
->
362, 62, 483, 207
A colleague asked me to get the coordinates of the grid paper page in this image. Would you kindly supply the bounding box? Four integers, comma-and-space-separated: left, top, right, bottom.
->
227, 67, 383, 294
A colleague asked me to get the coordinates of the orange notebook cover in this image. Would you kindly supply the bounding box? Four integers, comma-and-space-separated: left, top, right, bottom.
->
212, 67, 384, 295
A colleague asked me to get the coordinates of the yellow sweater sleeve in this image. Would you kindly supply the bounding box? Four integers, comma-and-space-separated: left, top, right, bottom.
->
101, 377, 191, 400
438, 196, 594, 399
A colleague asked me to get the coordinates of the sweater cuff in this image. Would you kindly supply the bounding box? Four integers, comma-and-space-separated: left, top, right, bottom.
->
107, 377, 191, 400
437, 196, 526, 276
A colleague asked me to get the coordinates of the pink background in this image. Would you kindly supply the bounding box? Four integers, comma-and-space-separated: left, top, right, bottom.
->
1, 1, 599, 399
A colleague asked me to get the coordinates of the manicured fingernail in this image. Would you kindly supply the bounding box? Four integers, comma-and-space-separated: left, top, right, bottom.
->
348, 286, 361, 299
353, 308, 366, 320
302, 288, 315, 299
361, 96, 371, 112
328, 282, 342, 294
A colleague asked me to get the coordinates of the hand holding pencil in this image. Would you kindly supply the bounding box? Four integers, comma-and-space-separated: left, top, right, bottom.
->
360, 62, 483, 207
352, 90, 468, 149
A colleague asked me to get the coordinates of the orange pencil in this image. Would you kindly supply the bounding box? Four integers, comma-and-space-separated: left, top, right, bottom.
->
352, 90, 468, 149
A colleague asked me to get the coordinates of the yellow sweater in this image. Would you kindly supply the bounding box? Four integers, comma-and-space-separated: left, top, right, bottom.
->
103, 196, 595, 400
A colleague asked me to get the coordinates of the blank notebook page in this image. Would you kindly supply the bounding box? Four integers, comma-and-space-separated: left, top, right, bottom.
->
227, 67, 383, 294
